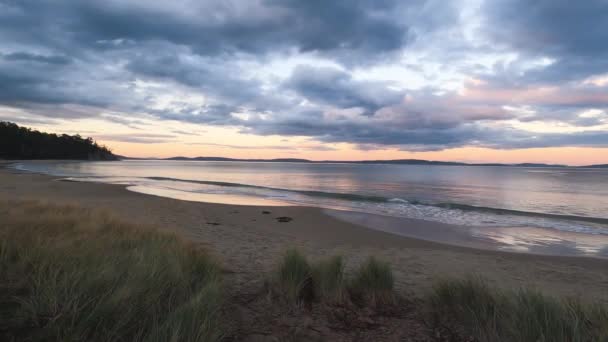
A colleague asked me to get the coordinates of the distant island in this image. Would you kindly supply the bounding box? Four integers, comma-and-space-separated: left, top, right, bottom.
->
0, 122, 117, 160
163, 156, 580, 168
581, 164, 608, 168
3, 121, 605, 167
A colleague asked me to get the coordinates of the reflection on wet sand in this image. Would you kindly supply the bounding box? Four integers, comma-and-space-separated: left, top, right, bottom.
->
12, 160, 608, 258
327, 209, 608, 258
471, 226, 608, 258
128, 185, 291, 206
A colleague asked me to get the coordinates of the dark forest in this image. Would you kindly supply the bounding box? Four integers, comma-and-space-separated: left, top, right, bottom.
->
0, 122, 116, 160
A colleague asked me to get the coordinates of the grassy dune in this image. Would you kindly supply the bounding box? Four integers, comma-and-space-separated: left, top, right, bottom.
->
0, 200, 223, 342
2, 200, 607, 341
428, 277, 608, 342
271, 250, 608, 341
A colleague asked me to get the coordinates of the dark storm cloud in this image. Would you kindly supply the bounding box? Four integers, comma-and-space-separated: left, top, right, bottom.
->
0, 0, 409, 62
262, 0, 410, 63
3, 0, 406, 123
0, 0, 607, 152
0, 113, 60, 126
481, 129, 608, 150
285, 65, 403, 114
242, 109, 481, 149
0, 60, 107, 109
2, 52, 72, 65
482, 0, 608, 83
258, 119, 608, 151
150, 104, 243, 126
0, 48, 127, 111
126, 52, 266, 106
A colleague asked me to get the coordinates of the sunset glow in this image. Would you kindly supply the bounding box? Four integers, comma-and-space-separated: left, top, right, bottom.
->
1, 0, 607, 165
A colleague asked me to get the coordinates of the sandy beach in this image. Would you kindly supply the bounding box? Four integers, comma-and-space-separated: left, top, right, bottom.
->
2, 164, 607, 306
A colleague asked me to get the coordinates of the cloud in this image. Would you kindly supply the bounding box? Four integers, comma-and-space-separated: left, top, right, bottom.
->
92, 133, 176, 144
285, 65, 403, 114
0, 0, 607, 153
0, 0, 412, 63
2, 52, 71, 65
480, 128, 608, 150
187, 142, 293, 150
481, 0, 608, 83
187, 141, 337, 151
171, 129, 206, 136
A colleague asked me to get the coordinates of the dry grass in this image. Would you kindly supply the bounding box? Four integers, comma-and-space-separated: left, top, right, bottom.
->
0, 200, 223, 342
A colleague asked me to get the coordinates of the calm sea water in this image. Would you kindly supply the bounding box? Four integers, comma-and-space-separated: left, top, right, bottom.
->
8, 161, 608, 258
12, 160, 608, 256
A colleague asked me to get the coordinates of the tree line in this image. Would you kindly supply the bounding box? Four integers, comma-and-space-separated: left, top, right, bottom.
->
0, 121, 117, 160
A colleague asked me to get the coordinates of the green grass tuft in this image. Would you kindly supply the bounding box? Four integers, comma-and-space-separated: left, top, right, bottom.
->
272, 253, 395, 308
0, 200, 224, 342
311, 255, 346, 303
350, 256, 394, 306
275, 249, 312, 303
428, 276, 504, 340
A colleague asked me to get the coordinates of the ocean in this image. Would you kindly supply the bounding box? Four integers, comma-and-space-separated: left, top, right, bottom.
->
12, 160, 608, 256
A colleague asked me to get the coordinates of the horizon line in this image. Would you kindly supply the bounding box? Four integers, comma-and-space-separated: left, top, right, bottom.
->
119, 155, 606, 168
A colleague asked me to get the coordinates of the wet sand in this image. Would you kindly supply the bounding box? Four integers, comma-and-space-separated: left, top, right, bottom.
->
1, 164, 608, 303
327, 209, 608, 258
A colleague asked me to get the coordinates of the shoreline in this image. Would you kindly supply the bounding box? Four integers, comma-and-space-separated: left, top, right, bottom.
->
6, 160, 608, 259
2, 164, 608, 302
326, 208, 608, 259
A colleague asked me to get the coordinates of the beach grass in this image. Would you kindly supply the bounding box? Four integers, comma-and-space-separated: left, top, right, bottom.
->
311, 255, 346, 303
4, 197, 607, 342
350, 256, 395, 306
272, 251, 394, 307
427, 276, 608, 342
274, 249, 313, 304
0, 200, 224, 342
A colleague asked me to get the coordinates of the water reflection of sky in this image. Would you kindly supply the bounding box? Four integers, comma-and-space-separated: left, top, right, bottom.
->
14, 160, 608, 220
470, 226, 608, 258
12, 160, 608, 258
127, 185, 290, 206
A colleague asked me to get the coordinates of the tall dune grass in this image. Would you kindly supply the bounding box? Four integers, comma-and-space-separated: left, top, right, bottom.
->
271, 250, 394, 307
350, 256, 394, 306
428, 276, 608, 342
274, 249, 312, 303
0, 200, 223, 342
311, 255, 346, 303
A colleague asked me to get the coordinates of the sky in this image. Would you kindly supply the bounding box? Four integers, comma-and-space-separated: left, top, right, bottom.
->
1, 0, 608, 165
